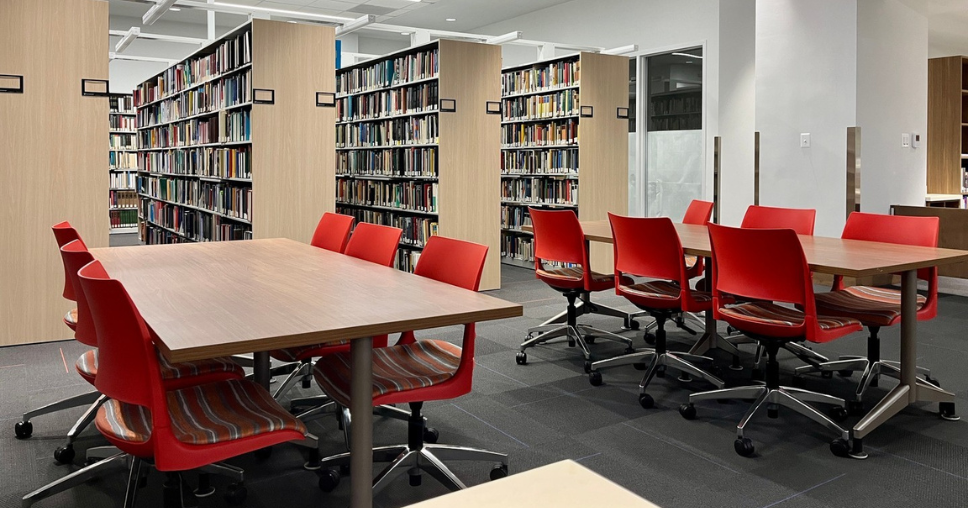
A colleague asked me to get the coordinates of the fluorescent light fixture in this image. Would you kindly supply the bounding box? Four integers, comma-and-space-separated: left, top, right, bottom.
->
671, 52, 702, 58
336, 14, 376, 36
446, 18, 456, 21
601, 44, 638, 55
401, 32, 410, 35
170, 7, 181, 11
485, 31, 522, 45
115, 27, 141, 54
143, 0, 180, 25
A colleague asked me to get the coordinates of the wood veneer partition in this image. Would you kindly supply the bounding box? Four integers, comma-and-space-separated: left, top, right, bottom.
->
927, 56, 967, 197
0, 0, 109, 346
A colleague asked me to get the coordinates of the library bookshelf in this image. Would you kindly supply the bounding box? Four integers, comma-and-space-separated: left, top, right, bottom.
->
334, 39, 502, 290
134, 20, 335, 245
927, 56, 968, 207
109, 93, 138, 234
499, 52, 629, 272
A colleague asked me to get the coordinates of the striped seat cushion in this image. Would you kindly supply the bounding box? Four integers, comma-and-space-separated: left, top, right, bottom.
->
96, 379, 306, 446
536, 266, 614, 284
270, 341, 348, 362
313, 340, 461, 406
815, 286, 926, 327
720, 302, 860, 330
64, 308, 78, 329
620, 281, 712, 303
684, 255, 699, 269
75, 349, 242, 382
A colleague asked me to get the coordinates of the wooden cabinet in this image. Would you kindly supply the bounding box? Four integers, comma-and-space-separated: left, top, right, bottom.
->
927, 56, 968, 199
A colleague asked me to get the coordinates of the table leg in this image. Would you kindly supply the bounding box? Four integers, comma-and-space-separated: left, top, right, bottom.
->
687, 258, 742, 363
350, 336, 373, 508
253, 351, 271, 390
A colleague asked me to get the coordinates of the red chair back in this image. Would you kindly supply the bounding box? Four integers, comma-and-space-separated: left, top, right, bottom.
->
741, 205, 816, 235
609, 213, 684, 283
682, 200, 714, 225
310, 212, 355, 253
708, 224, 817, 333
529, 208, 587, 267
343, 222, 403, 267
59, 241, 97, 348
52, 221, 85, 300
414, 236, 488, 292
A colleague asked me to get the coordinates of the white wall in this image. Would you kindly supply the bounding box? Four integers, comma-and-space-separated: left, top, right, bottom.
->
857, 0, 928, 215
755, 0, 858, 237
718, 0, 756, 226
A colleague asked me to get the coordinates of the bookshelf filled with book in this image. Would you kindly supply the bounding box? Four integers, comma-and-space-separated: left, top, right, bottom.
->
109, 93, 138, 233
499, 52, 630, 271
134, 20, 335, 245
335, 39, 502, 289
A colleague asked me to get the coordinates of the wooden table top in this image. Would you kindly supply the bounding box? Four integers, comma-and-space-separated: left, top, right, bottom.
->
91, 239, 523, 363
404, 460, 659, 508
525, 220, 968, 278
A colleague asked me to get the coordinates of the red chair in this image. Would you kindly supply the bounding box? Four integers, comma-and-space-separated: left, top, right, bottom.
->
516, 208, 635, 369
741, 205, 816, 235
312, 236, 508, 495
23, 260, 308, 507
586, 214, 725, 409
52, 221, 84, 328
344, 222, 404, 266
680, 224, 862, 458
801, 212, 948, 416
682, 199, 714, 280
310, 212, 355, 252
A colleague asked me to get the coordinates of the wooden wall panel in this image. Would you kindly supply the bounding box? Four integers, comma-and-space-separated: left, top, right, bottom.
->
438, 40, 503, 290
926, 57, 962, 195
251, 20, 335, 242
0, 0, 108, 346
578, 52, 630, 273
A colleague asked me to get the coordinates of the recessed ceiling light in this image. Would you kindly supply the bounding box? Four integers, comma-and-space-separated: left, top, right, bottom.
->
170, 7, 181, 11
288, 20, 297, 23
446, 18, 456, 21
401, 32, 410, 35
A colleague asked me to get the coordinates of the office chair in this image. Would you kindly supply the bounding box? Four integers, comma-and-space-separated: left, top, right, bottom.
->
24, 260, 309, 508
587, 214, 725, 409
313, 236, 509, 495
679, 224, 862, 458
676, 199, 716, 334
517, 208, 635, 368
798, 212, 951, 418
310, 211, 355, 252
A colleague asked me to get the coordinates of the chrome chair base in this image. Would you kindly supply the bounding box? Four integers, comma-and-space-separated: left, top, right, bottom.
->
793, 356, 936, 408
520, 323, 632, 362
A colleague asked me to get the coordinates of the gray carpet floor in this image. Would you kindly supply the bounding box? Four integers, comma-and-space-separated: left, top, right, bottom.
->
3, 264, 968, 508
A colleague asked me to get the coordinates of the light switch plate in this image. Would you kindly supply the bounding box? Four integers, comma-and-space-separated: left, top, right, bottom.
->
902, 133, 911, 148
800, 133, 811, 148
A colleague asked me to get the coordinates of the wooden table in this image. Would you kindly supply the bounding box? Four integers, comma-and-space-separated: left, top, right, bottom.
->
91, 239, 523, 508
559, 220, 968, 456
404, 460, 660, 508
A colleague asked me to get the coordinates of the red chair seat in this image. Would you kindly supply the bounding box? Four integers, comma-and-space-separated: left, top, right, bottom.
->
313, 339, 461, 406
96, 379, 307, 446
76, 349, 243, 384
620, 280, 712, 302
537, 266, 630, 291
815, 286, 926, 327
719, 302, 861, 342
75, 350, 98, 382
64, 308, 78, 331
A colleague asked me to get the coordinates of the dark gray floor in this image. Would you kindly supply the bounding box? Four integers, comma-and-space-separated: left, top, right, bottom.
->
4, 265, 968, 508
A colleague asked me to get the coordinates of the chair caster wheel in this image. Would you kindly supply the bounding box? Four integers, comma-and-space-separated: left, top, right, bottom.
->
318, 469, 340, 492
409, 469, 422, 487
585, 336, 596, 344
767, 407, 779, 419
54, 445, 75, 464
224, 483, 247, 506
302, 378, 312, 389
829, 406, 848, 423
643, 333, 656, 346
14, 421, 33, 439
638, 393, 654, 409
790, 376, 805, 388
734, 438, 755, 457
583, 361, 592, 374
838, 370, 853, 378
624, 347, 635, 355
821, 371, 833, 379
489, 463, 509, 481
423, 427, 440, 444
633, 362, 646, 371
940, 402, 960, 421
925, 376, 940, 388
679, 404, 697, 420
589, 371, 603, 386
830, 438, 850, 457
656, 365, 666, 378
624, 318, 640, 330
515, 352, 527, 365
847, 400, 865, 416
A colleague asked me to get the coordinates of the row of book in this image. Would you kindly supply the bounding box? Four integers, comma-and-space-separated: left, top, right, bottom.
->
502, 119, 579, 147
338, 47, 439, 95
138, 72, 251, 128
336, 115, 438, 148
501, 148, 579, 175
110, 115, 136, 131
109, 209, 138, 229
337, 179, 438, 214
142, 201, 250, 244
109, 190, 138, 209
336, 147, 437, 178
134, 29, 251, 106
110, 151, 138, 170
110, 172, 137, 189
109, 133, 136, 150
650, 92, 701, 116
501, 178, 578, 206
502, 89, 579, 121
138, 110, 251, 148
649, 115, 701, 132
337, 206, 438, 249
138, 146, 252, 180
336, 81, 438, 123
500, 205, 533, 231
396, 249, 422, 273
502, 60, 580, 96
110, 95, 135, 115
501, 235, 534, 262
142, 176, 252, 221
143, 224, 193, 245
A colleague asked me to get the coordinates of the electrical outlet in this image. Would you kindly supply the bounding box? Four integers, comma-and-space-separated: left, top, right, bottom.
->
800, 133, 811, 148
902, 133, 911, 148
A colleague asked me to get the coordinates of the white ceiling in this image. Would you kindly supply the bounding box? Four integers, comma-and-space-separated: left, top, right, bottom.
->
921, 0, 968, 56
